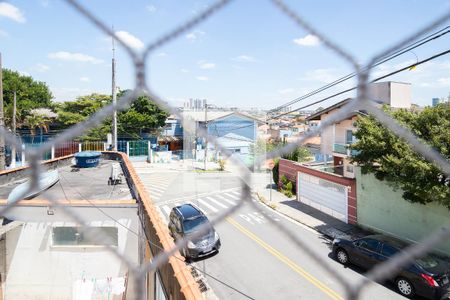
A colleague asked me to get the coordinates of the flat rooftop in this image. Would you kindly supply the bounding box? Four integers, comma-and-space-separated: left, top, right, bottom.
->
0, 159, 133, 202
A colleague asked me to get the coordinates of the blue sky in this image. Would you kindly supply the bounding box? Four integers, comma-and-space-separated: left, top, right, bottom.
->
0, 0, 449, 110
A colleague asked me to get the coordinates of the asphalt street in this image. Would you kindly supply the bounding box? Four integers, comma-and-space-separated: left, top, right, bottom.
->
134, 165, 408, 300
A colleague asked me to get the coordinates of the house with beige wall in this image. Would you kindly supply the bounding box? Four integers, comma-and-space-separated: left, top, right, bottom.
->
306, 81, 411, 178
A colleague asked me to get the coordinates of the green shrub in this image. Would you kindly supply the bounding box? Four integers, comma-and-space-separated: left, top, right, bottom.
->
285, 181, 293, 193
281, 175, 289, 186
283, 189, 293, 198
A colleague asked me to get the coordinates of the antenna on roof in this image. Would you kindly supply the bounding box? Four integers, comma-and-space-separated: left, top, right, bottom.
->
111, 25, 117, 151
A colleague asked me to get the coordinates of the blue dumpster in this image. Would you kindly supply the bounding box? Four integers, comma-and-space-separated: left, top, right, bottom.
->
74, 151, 101, 168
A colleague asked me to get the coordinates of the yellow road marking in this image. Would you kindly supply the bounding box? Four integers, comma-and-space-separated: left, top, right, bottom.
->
226, 217, 344, 300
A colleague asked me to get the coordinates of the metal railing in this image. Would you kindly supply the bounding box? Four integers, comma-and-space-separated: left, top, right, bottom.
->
0, 1, 449, 299
333, 143, 360, 157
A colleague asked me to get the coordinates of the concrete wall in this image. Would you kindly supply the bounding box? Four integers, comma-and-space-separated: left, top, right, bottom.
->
319, 111, 357, 155
369, 81, 411, 108
356, 167, 450, 254
0, 155, 74, 186
334, 118, 356, 144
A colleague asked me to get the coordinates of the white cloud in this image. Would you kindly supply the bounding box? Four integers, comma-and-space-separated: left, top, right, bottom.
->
51, 87, 95, 102
180, 68, 190, 73
80, 77, 90, 82
231, 55, 256, 62
0, 3, 26, 23
299, 68, 340, 83
186, 30, 205, 41
0, 29, 8, 37
198, 61, 215, 69
146, 5, 156, 13
33, 63, 50, 73
278, 88, 295, 94
196, 76, 209, 81
115, 30, 144, 50
293, 34, 320, 47
438, 77, 450, 87
156, 52, 167, 57
48, 51, 103, 64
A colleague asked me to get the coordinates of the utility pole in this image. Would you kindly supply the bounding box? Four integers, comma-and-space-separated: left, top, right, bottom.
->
0, 53, 5, 170
204, 101, 207, 170
11, 91, 16, 168
111, 31, 118, 151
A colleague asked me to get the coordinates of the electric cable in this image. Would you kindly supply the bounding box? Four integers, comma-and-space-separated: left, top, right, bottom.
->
269, 48, 450, 120
269, 26, 450, 113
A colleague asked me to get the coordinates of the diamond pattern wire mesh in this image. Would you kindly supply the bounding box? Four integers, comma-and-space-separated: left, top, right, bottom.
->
0, 0, 449, 299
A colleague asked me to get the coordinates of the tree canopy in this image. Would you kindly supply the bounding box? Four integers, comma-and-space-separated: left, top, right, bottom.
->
2, 69, 53, 128
117, 91, 168, 138
351, 104, 450, 208
54, 92, 168, 140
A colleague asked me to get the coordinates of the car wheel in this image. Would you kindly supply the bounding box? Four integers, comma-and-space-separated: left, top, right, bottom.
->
336, 248, 349, 265
396, 277, 414, 298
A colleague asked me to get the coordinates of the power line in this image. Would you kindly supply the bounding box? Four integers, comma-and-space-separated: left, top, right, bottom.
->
269, 48, 450, 120
269, 26, 450, 114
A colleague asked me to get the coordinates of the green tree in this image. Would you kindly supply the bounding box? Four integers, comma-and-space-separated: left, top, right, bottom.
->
54, 93, 112, 140
282, 147, 311, 162
2, 69, 53, 128
54, 92, 168, 140
24, 108, 58, 143
351, 104, 450, 208
117, 92, 168, 138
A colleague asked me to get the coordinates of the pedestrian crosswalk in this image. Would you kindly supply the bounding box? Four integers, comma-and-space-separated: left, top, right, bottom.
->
156, 191, 280, 225
137, 172, 180, 201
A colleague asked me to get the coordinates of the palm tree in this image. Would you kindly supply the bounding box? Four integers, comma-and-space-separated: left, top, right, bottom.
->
24, 108, 57, 144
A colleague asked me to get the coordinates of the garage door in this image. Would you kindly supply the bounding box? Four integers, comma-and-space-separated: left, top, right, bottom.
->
297, 172, 348, 223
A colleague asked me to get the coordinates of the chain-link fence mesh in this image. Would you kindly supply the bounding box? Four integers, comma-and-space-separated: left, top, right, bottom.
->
1, 0, 449, 299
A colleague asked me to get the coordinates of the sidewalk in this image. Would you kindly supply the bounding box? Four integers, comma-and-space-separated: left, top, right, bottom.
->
255, 186, 370, 240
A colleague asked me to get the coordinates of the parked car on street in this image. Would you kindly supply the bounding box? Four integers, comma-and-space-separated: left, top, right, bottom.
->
332, 235, 450, 300
168, 203, 221, 259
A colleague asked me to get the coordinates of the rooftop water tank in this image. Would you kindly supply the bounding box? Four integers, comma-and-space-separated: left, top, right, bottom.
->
74, 151, 101, 168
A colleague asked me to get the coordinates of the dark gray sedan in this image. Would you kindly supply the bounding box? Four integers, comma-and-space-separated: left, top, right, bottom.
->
332, 234, 450, 300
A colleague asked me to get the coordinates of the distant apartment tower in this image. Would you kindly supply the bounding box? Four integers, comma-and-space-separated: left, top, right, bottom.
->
432, 97, 443, 107
280, 106, 292, 113
184, 98, 207, 110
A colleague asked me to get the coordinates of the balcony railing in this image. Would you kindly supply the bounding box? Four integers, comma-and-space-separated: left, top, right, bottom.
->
333, 143, 360, 157
333, 143, 348, 155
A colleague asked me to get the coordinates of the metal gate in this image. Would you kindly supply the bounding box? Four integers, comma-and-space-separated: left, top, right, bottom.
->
297, 172, 348, 223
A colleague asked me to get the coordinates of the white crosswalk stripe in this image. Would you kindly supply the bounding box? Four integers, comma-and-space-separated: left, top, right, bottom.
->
149, 189, 163, 195
197, 198, 219, 213
149, 186, 166, 193
206, 197, 228, 209
156, 192, 277, 226
223, 192, 240, 200
215, 194, 236, 206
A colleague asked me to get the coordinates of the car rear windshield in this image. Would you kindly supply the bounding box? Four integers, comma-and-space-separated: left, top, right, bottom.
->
183, 216, 208, 233
416, 255, 440, 269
